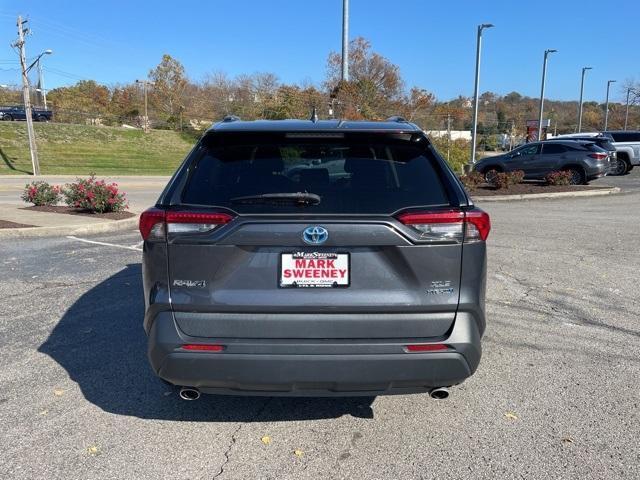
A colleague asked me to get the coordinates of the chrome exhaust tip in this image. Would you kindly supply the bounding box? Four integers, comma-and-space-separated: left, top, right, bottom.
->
179, 387, 201, 401
429, 387, 450, 400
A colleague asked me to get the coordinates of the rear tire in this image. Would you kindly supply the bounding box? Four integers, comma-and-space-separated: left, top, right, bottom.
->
483, 168, 500, 184
3, 114, 13, 121
567, 168, 586, 185
611, 158, 629, 176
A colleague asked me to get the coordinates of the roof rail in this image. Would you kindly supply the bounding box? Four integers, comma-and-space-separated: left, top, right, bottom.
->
222, 115, 241, 123
386, 115, 408, 123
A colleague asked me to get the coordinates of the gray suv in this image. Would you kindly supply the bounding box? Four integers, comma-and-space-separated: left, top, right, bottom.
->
474, 140, 610, 184
140, 118, 490, 399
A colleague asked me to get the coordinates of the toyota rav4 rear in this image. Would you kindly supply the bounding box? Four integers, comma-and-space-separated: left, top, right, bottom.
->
140, 118, 489, 398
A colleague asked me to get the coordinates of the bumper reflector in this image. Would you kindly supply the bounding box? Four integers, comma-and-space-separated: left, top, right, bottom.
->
181, 344, 225, 352
405, 344, 449, 353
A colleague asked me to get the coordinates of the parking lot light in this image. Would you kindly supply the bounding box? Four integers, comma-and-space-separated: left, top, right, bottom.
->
625, 87, 636, 131
470, 23, 494, 167
604, 80, 617, 131
537, 49, 557, 140
577, 67, 592, 132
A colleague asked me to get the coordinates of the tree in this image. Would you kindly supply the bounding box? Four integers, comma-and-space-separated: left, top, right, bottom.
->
109, 84, 139, 124
399, 87, 435, 123
148, 54, 188, 123
48, 80, 110, 123
325, 37, 405, 119
0, 86, 21, 105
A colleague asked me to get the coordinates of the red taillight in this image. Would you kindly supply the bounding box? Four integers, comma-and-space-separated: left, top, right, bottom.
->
588, 152, 607, 160
165, 211, 234, 235
397, 210, 465, 225
181, 344, 225, 352
397, 209, 490, 242
139, 209, 234, 240
405, 344, 449, 352
139, 208, 165, 240
165, 211, 234, 225
464, 210, 491, 241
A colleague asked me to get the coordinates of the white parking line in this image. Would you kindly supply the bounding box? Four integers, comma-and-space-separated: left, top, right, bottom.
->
67, 236, 143, 252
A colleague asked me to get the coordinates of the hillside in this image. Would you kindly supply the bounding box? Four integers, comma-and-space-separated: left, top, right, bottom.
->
0, 123, 196, 175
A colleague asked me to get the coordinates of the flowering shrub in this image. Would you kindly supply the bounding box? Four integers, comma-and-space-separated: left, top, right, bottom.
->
493, 170, 525, 190
63, 175, 128, 213
21, 181, 61, 206
545, 170, 572, 186
459, 171, 484, 189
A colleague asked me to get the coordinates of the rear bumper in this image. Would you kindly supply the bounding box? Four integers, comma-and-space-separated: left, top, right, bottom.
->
146, 311, 482, 396
586, 164, 608, 180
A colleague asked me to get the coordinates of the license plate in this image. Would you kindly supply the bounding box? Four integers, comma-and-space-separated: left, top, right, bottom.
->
280, 252, 350, 288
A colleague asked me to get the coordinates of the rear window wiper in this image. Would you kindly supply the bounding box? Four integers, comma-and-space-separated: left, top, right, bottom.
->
230, 192, 321, 206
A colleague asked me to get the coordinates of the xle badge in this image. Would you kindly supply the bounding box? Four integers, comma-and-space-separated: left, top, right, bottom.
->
426, 280, 454, 295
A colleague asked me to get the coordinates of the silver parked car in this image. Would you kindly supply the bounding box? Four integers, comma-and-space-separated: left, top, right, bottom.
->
474, 140, 610, 184
139, 118, 490, 400
604, 131, 640, 175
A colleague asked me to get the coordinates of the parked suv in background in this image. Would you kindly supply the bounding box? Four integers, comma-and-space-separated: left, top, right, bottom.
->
473, 140, 610, 185
140, 118, 490, 399
550, 134, 620, 175
604, 131, 640, 175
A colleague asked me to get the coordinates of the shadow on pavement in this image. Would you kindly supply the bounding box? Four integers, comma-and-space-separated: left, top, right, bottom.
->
39, 264, 375, 421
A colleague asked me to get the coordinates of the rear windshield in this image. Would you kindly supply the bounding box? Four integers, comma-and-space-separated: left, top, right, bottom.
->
597, 140, 615, 150
180, 132, 450, 214
559, 138, 614, 150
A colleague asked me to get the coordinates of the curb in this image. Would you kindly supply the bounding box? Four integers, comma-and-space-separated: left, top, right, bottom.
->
472, 186, 621, 202
0, 215, 139, 239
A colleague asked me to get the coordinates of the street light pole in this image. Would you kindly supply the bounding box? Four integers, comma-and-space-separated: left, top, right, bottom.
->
37, 61, 47, 109
624, 87, 634, 131
537, 49, 557, 140
577, 66, 591, 132
23, 49, 53, 112
470, 23, 494, 167
341, 0, 349, 82
26, 49, 53, 109
604, 79, 616, 131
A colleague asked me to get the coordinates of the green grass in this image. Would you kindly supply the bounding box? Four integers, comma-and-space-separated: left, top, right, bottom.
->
0, 122, 196, 175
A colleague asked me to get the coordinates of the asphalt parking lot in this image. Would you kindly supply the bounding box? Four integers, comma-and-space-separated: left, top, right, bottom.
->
1, 173, 639, 479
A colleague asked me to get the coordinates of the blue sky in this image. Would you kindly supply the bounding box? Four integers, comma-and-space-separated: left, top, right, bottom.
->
1, 0, 638, 102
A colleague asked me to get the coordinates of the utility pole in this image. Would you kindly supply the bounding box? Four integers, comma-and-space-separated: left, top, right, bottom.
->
13, 16, 40, 176
135, 79, 151, 132
470, 23, 493, 168
577, 66, 592, 133
341, 0, 349, 82
537, 49, 557, 141
604, 79, 616, 131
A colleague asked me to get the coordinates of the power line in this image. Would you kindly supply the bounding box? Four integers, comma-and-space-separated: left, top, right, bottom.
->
42, 66, 89, 81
